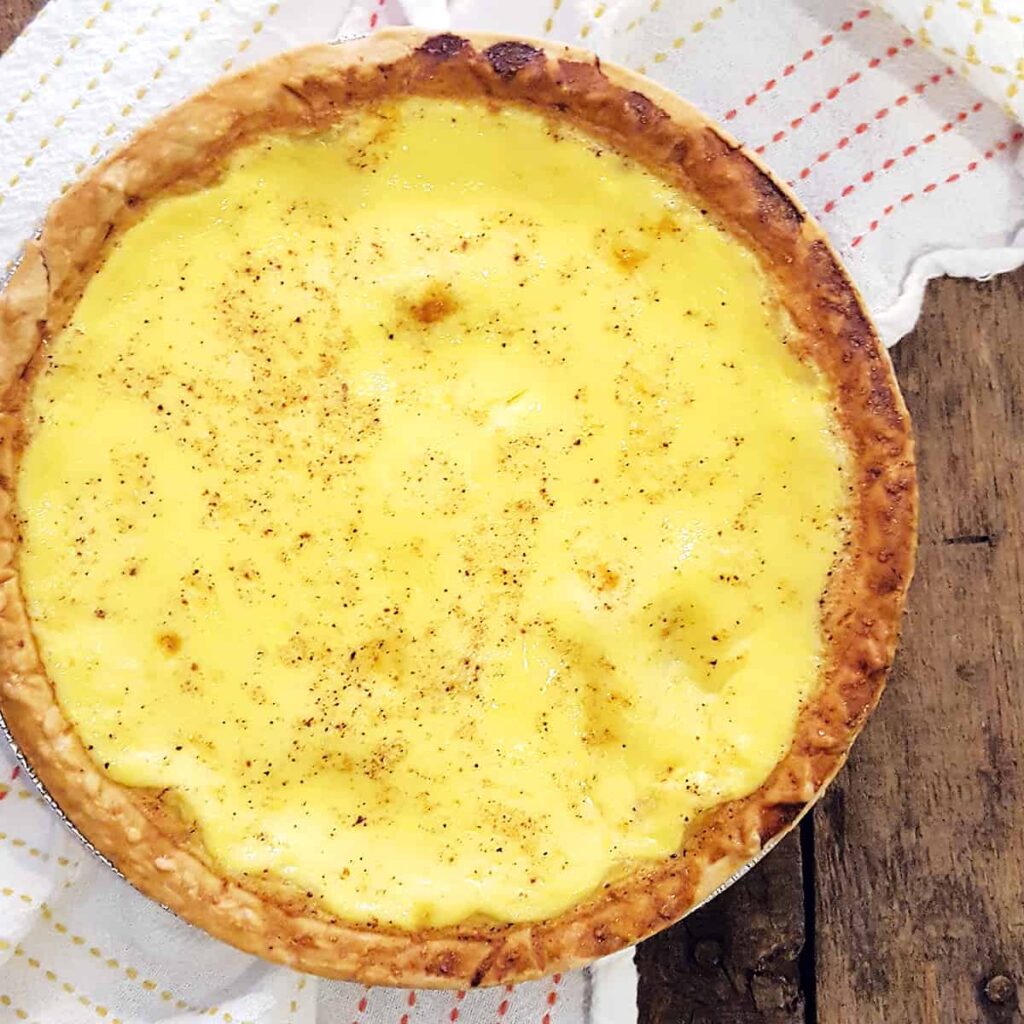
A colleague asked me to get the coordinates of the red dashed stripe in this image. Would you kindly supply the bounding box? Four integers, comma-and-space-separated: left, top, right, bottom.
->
849, 129, 1023, 247
352, 989, 368, 1023
724, 8, 871, 121
821, 96, 983, 212
368, 0, 386, 30
450, 989, 465, 1021
794, 68, 958, 183
752, 36, 915, 155
540, 973, 562, 1024
397, 988, 415, 1023
497, 983, 514, 1018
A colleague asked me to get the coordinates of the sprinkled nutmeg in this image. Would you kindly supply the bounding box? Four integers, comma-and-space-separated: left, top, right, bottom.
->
17, 96, 852, 931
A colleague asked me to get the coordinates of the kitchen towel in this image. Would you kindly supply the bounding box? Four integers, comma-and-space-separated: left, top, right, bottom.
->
0, 753, 634, 1022
875, 0, 1024, 122
1, 0, 1022, 1022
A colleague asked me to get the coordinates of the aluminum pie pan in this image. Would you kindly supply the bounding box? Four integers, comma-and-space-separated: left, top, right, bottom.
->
0, 29, 890, 972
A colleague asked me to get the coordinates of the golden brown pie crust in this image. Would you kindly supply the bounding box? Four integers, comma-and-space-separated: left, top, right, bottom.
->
0, 29, 916, 987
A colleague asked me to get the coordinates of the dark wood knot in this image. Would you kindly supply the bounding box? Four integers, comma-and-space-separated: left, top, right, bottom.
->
692, 937, 723, 968
984, 974, 1016, 1006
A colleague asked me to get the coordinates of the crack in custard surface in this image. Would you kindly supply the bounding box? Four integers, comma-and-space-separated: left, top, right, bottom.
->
18, 97, 848, 928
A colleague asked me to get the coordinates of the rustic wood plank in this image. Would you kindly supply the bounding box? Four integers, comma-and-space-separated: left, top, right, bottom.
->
815, 269, 1024, 1024
637, 829, 808, 1024
0, 0, 44, 54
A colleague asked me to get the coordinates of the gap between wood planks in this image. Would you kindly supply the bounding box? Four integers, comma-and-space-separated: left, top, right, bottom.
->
799, 816, 818, 1024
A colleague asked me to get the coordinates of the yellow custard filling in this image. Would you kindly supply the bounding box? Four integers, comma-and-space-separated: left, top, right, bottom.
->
18, 97, 848, 928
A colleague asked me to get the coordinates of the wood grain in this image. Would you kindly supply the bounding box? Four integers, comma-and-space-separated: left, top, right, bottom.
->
813, 269, 1024, 1024
637, 830, 808, 1024
0, 0, 43, 53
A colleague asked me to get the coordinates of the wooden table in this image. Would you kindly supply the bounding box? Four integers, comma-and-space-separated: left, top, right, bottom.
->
3, 3, 1022, 1020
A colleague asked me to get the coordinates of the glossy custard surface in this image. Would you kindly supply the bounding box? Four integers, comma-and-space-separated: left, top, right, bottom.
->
18, 97, 848, 928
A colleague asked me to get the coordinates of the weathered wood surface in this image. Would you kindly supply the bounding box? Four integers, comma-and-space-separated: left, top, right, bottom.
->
636, 830, 808, 1023
814, 274, 1024, 1024
0, 0, 39, 52
1, 4, 1022, 1020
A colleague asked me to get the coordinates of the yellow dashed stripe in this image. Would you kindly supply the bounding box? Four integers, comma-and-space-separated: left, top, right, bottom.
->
936, 38, 1024, 78
0, 993, 40, 1024
0, 830, 75, 866
975, 0, 1023, 24
541, 0, 563, 36
220, 2, 280, 72
1, 886, 37, 906
38, 907, 254, 1024
0, 826, 74, 870
3, 782, 47, 808
633, 0, 736, 74
909, 0, 1024, 105
284, 975, 307, 1022
1, 0, 116, 127
10, 945, 117, 1024
4, 2, 223, 206
36, 3, 162, 151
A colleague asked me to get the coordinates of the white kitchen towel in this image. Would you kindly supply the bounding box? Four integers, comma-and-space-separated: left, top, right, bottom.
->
0, 743, 632, 1024
0, 0, 1021, 1022
876, 0, 1024, 122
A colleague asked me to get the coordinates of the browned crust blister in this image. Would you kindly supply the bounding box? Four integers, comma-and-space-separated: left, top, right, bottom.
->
0, 30, 917, 987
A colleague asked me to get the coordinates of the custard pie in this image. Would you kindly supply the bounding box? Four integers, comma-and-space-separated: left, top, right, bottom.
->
0, 31, 916, 986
